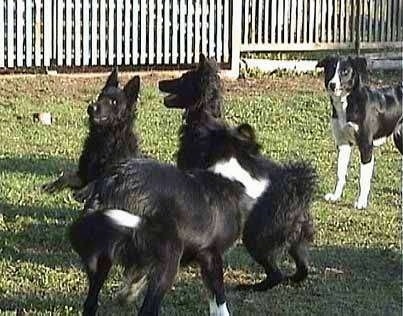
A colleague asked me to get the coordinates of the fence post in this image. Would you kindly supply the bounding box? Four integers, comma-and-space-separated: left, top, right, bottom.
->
228, 0, 242, 78
355, 0, 361, 55
43, 0, 52, 67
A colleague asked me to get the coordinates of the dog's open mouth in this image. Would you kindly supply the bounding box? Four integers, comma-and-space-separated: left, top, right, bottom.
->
163, 94, 183, 108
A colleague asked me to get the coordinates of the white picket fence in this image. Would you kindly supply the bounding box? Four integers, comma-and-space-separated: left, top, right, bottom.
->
241, 0, 403, 51
0, 0, 401, 74
0, 0, 237, 70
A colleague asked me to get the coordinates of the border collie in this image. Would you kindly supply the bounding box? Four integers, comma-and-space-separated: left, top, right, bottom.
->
42, 69, 140, 193
159, 54, 317, 291
70, 123, 267, 316
317, 55, 402, 209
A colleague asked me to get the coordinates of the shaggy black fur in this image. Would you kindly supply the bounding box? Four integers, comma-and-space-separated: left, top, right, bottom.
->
393, 116, 402, 154
159, 54, 224, 170
42, 68, 140, 193
159, 54, 317, 291
69, 123, 262, 316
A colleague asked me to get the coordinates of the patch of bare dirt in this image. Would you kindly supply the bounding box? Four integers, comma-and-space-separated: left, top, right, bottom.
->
0, 69, 400, 103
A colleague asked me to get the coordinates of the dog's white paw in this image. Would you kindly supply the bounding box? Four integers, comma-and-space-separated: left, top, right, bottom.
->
354, 198, 368, 209
346, 122, 359, 132
325, 193, 339, 202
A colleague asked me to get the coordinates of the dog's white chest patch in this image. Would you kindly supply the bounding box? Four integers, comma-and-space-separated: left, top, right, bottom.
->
209, 157, 268, 200
331, 119, 358, 145
104, 209, 142, 228
330, 95, 359, 145
331, 95, 348, 124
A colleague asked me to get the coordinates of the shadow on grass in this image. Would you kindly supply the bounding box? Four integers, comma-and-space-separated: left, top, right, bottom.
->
225, 244, 401, 315
0, 202, 79, 269
0, 155, 74, 177
0, 222, 401, 315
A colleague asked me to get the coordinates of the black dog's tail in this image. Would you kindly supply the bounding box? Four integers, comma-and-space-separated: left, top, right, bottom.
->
254, 161, 317, 243
281, 161, 317, 207
277, 161, 317, 242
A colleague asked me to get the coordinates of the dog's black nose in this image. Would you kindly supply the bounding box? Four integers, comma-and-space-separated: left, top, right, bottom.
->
329, 82, 336, 91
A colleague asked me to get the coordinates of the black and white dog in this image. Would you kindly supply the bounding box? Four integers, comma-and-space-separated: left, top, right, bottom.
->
70, 122, 269, 316
160, 55, 317, 292
317, 55, 402, 209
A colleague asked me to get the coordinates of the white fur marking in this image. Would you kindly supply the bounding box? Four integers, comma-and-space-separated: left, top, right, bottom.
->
325, 144, 351, 202
328, 62, 342, 96
104, 209, 142, 228
355, 156, 374, 209
209, 157, 268, 199
347, 122, 359, 132
209, 298, 218, 316
373, 137, 387, 147
216, 303, 230, 316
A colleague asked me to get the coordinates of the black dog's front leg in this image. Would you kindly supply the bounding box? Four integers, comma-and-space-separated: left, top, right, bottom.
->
42, 170, 83, 193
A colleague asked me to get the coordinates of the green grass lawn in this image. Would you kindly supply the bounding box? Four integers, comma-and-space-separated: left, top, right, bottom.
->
0, 73, 401, 315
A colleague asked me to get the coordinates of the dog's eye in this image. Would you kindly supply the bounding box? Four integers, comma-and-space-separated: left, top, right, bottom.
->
111, 99, 117, 105
341, 69, 349, 76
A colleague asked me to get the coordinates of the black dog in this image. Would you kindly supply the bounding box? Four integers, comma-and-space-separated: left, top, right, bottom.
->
159, 54, 224, 170
160, 54, 317, 291
42, 69, 140, 193
317, 55, 402, 209
70, 122, 269, 316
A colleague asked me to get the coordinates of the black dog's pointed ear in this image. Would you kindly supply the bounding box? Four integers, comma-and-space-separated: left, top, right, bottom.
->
103, 68, 119, 90
199, 53, 207, 65
350, 56, 368, 80
316, 55, 338, 68
237, 123, 256, 142
124, 75, 140, 105
316, 56, 330, 68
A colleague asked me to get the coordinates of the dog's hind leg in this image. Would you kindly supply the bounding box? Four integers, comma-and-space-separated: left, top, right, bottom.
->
237, 248, 285, 292
83, 255, 112, 316
197, 250, 230, 316
287, 242, 309, 283
138, 241, 182, 316
116, 268, 148, 306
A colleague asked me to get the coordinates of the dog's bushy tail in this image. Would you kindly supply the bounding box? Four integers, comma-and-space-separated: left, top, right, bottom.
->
279, 161, 317, 242
282, 161, 317, 207
255, 161, 317, 243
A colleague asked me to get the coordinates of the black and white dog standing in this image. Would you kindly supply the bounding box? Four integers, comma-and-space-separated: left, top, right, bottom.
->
160, 55, 317, 292
317, 55, 402, 209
